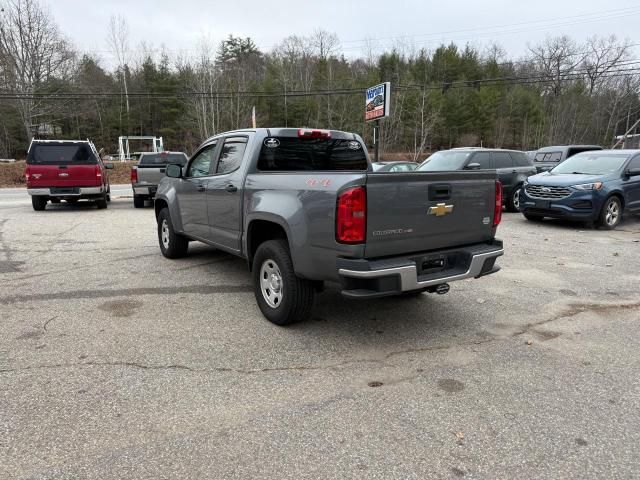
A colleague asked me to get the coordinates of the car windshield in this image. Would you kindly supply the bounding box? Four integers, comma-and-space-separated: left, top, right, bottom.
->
416, 151, 471, 171
550, 153, 629, 175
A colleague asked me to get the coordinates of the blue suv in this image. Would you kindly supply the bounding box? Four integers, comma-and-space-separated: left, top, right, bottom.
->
520, 150, 640, 229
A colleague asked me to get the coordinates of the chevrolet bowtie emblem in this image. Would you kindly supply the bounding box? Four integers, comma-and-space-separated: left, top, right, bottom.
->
428, 203, 454, 217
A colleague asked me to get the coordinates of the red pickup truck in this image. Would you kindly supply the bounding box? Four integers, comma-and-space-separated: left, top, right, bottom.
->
25, 140, 114, 211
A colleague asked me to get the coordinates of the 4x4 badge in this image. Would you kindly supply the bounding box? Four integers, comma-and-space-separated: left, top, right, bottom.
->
428, 203, 454, 217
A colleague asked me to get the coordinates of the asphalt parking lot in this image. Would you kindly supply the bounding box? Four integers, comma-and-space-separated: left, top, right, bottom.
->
1, 187, 639, 479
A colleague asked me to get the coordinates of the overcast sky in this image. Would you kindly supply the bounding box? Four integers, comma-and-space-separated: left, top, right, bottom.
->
49, 0, 640, 66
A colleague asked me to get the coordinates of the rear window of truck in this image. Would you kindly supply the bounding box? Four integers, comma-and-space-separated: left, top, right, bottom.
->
257, 137, 368, 171
139, 153, 187, 166
28, 144, 96, 165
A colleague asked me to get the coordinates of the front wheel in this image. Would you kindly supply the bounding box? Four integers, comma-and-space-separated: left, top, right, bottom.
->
252, 239, 314, 326
157, 208, 189, 258
598, 196, 622, 230
32, 196, 47, 211
506, 185, 522, 212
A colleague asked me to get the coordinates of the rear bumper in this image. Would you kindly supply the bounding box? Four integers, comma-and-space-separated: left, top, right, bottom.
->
337, 240, 504, 298
27, 186, 105, 197
132, 184, 158, 196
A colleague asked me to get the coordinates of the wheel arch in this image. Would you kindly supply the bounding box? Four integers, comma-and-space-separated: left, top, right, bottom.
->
246, 216, 292, 271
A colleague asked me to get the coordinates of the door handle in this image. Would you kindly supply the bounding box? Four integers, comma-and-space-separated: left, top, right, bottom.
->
225, 184, 238, 193
160, 168, 166, 173
196, 185, 206, 192
511, 170, 517, 173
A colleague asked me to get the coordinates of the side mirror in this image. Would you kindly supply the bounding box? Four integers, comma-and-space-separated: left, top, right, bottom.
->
166, 163, 182, 178
465, 162, 481, 170
626, 167, 640, 177
104, 163, 114, 169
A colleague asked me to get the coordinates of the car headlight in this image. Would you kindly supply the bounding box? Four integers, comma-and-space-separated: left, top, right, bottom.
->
573, 182, 603, 190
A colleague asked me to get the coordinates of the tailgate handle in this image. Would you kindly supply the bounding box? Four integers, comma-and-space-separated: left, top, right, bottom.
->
58, 165, 67, 169
429, 184, 451, 200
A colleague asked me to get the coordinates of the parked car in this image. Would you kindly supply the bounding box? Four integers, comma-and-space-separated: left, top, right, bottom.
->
371, 161, 417, 172
24, 139, 113, 211
131, 151, 188, 208
520, 150, 640, 229
416, 148, 536, 212
154, 128, 504, 325
533, 145, 602, 173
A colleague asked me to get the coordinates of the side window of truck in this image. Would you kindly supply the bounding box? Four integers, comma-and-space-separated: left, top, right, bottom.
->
217, 137, 248, 174
186, 143, 217, 178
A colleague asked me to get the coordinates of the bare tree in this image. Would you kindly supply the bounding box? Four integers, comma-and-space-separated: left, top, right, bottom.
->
107, 15, 131, 116
0, 0, 74, 141
582, 35, 631, 95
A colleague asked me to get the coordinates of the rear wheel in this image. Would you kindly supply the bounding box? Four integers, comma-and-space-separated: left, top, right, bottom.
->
523, 213, 543, 222
157, 208, 189, 258
252, 239, 314, 326
506, 185, 522, 212
96, 194, 108, 209
598, 196, 622, 230
133, 195, 145, 208
31, 196, 47, 211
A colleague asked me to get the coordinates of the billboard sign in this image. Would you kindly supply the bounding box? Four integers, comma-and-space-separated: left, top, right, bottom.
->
365, 82, 390, 122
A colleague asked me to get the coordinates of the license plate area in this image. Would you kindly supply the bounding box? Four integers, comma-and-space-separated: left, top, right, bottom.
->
50, 187, 80, 195
535, 199, 550, 209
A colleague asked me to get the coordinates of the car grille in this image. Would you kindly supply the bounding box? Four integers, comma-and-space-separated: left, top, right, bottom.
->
525, 185, 571, 199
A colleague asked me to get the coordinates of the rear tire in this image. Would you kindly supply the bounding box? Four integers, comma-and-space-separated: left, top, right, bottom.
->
252, 239, 314, 326
157, 208, 189, 259
96, 194, 108, 209
523, 213, 543, 222
597, 196, 622, 230
506, 185, 522, 212
133, 195, 145, 208
31, 196, 47, 211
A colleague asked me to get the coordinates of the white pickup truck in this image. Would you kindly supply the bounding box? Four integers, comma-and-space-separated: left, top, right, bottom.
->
130, 152, 188, 208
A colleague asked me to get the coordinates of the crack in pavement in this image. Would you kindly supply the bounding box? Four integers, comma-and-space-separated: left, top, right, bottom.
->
0, 339, 495, 376
512, 300, 640, 336
0, 284, 253, 304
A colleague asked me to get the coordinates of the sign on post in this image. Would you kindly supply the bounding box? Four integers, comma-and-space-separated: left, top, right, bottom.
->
365, 82, 390, 122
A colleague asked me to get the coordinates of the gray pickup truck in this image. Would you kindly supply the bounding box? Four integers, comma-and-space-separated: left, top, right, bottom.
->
154, 128, 504, 325
131, 152, 188, 207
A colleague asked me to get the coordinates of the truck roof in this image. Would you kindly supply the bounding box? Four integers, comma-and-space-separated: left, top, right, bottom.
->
536, 145, 602, 152
200, 128, 360, 145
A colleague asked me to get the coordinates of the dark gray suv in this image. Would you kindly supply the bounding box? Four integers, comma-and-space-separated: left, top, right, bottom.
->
417, 148, 536, 211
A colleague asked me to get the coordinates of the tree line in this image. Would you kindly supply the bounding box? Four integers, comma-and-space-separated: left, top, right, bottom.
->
1, 0, 639, 159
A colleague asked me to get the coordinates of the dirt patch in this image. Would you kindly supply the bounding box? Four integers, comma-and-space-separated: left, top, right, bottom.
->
98, 299, 143, 318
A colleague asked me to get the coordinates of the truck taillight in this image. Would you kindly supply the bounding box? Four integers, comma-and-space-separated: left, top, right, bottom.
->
336, 186, 366, 244
24, 165, 31, 183
131, 166, 138, 183
494, 181, 502, 227
298, 128, 331, 139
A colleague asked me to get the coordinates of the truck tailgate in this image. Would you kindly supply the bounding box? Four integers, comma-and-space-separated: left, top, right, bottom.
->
364, 171, 497, 258
27, 164, 100, 187
136, 165, 167, 185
